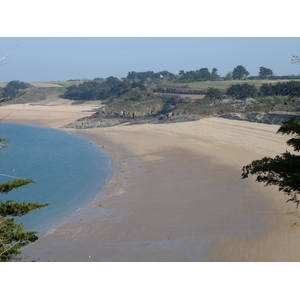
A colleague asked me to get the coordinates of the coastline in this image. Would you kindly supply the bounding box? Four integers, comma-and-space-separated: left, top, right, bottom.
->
1, 103, 300, 261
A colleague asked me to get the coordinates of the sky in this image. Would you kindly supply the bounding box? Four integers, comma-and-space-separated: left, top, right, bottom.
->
0, 37, 299, 83
1, 1, 299, 83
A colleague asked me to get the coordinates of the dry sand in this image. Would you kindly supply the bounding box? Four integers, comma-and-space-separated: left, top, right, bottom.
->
1, 103, 300, 261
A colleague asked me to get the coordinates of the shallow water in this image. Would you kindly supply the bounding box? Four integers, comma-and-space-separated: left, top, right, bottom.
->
0, 122, 112, 235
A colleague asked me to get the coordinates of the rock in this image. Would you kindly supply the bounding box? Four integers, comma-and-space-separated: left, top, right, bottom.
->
63, 113, 201, 129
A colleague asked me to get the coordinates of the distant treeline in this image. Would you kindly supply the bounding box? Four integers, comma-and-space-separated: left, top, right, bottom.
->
127, 70, 176, 81
62, 77, 146, 100
259, 81, 300, 97
125, 68, 221, 83
61, 76, 300, 101
2, 77, 300, 103
226, 81, 300, 100
91, 66, 300, 84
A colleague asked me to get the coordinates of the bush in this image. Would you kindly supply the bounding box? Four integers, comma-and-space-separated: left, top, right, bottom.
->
2, 80, 32, 98
226, 83, 257, 100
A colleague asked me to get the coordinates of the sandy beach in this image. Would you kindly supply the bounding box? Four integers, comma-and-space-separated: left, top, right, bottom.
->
1, 102, 300, 261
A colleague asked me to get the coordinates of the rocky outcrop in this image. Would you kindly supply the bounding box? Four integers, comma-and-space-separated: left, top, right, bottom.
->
219, 112, 300, 125
63, 111, 201, 129
62, 100, 203, 129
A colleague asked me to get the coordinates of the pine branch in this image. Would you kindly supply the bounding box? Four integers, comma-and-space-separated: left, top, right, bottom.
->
0, 200, 48, 217
0, 179, 36, 194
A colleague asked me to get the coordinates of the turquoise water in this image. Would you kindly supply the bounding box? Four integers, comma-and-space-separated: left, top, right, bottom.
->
0, 122, 112, 235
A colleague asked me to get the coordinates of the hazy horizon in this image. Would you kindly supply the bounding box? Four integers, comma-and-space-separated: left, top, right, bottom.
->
0, 37, 299, 83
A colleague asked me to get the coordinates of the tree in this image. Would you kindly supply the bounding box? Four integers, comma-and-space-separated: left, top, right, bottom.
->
259, 66, 273, 79
2, 80, 31, 98
211, 68, 220, 81
225, 71, 233, 80
226, 83, 257, 99
205, 87, 222, 100
198, 68, 212, 81
0, 96, 48, 261
259, 83, 273, 96
242, 117, 300, 207
258, 81, 300, 98
232, 65, 250, 80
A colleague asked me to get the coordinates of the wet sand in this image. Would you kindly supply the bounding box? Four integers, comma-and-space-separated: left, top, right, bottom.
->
1, 103, 299, 261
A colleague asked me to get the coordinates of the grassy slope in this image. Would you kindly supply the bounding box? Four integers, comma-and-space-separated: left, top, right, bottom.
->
175, 79, 300, 91
1, 79, 299, 116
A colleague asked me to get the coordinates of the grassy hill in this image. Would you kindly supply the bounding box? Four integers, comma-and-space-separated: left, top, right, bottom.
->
1, 79, 300, 122
175, 79, 300, 91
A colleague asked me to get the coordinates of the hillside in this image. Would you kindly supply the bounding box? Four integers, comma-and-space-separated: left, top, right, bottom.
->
1, 78, 300, 128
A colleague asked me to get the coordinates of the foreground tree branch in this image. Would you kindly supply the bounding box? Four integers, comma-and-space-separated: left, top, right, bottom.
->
0, 91, 26, 104
242, 117, 300, 207
0, 90, 49, 261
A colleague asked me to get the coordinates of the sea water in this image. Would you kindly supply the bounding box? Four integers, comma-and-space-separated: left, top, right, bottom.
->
0, 122, 112, 235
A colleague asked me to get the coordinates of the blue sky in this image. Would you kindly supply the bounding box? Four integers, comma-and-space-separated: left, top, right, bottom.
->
0, 37, 299, 82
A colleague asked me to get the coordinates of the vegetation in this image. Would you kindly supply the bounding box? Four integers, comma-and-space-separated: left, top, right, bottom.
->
62, 77, 146, 101
242, 117, 300, 207
259, 81, 300, 98
0, 80, 32, 98
226, 83, 257, 99
2, 65, 300, 120
0, 139, 48, 262
175, 68, 220, 83
259, 67, 273, 79
205, 87, 222, 100
59, 76, 300, 120
127, 70, 176, 82
232, 65, 249, 80
0, 96, 48, 262
241, 80, 300, 207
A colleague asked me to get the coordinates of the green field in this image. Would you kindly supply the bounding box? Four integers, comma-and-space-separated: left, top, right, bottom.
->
175, 79, 300, 91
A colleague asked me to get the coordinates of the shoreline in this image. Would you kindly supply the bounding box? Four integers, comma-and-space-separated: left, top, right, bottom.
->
1, 103, 300, 261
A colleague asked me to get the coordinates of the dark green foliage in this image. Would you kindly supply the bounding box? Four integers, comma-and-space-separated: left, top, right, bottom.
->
125, 94, 143, 102
177, 68, 219, 83
2, 80, 32, 98
0, 218, 39, 261
205, 87, 222, 100
259, 83, 274, 96
226, 83, 257, 99
0, 200, 48, 217
127, 70, 175, 81
62, 77, 146, 101
0, 139, 48, 261
63, 81, 110, 100
211, 68, 220, 80
153, 85, 205, 95
0, 199, 47, 261
242, 117, 300, 207
259, 80, 300, 98
259, 67, 273, 79
0, 179, 35, 194
277, 117, 300, 150
232, 65, 250, 80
